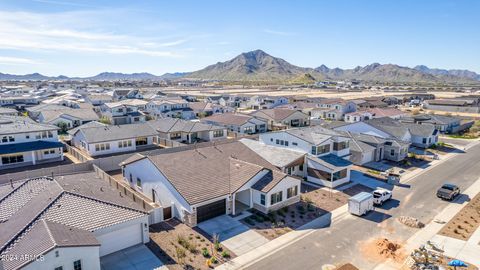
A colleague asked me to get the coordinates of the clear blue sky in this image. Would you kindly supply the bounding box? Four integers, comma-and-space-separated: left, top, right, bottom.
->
0, 0, 478, 76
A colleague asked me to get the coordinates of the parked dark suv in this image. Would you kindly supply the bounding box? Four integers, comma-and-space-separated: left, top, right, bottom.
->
436, 183, 460, 200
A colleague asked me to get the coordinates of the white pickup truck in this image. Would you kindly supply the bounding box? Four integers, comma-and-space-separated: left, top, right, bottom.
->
372, 189, 392, 205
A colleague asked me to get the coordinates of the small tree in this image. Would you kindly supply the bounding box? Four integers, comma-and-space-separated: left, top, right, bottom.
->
99, 116, 111, 125
56, 121, 69, 134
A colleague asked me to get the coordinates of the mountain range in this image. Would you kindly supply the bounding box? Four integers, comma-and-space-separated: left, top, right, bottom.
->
1, 50, 479, 83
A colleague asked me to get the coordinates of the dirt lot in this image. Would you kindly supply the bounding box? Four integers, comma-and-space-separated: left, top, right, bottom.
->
438, 193, 480, 241
148, 219, 235, 270
241, 184, 372, 240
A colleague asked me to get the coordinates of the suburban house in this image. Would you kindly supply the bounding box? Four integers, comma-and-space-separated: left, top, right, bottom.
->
367, 107, 407, 119
344, 132, 409, 165
356, 99, 389, 109
145, 98, 195, 120
188, 102, 234, 117
423, 98, 480, 113
334, 117, 438, 148
37, 107, 99, 129
240, 138, 306, 177
147, 118, 227, 144
201, 113, 268, 134
101, 99, 148, 125
247, 96, 289, 109
85, 94, 113, 106
218, 95, 250, 108
113, 89, 143, 100
277, 102, 321, 116
311, 99, 357, 120
0, 172, 149, 270
250, 108, 310, 130
344, 111, 373, 123
0, 116, 64, 169
70, 122, 158, 157
399, 114, 473, 134
120, 141, 301, 226
258, 126, 353, 188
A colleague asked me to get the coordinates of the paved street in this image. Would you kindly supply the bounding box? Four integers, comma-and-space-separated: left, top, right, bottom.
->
246, 142, 480, 270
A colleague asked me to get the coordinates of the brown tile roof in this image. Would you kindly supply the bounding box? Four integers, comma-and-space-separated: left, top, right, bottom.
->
201, 113, 254, 126
250, 109, 300, 121
144, 141, 282, 205
367, 108, 405, 117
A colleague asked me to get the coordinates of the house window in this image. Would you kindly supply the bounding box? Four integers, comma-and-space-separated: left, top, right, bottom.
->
292, 142, 298, 146
285, 141, 289, 146
333, 141, 349, 151
270, 138, 273, 142
73, 260, 82, 270
332, 169, 348, 181
136, 177, 142, 187
213, 130, 224, 138
311, 146, 317, 155
170, 132, 181, 139
422, 138, 427, 144
260, 194, 265, 205
307, 168, 331, 181
1, 155, 24, 164
129, 173, 133, 182
270, 191, 283, 205
1, 136, 14, 143
390, 149, 395, 156
315, 144, 330, 155
276, 139, 280, 145
287, 186, 298, 199
135, 137, 148, 146
55, 250, 59, 257
54, 267, 63, 270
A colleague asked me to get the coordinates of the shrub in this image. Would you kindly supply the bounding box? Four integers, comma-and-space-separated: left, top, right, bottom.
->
210, 257, 218, 264
202, 247, 210, 258
244, 217, 255, 225
214, 242, 222, 252
221, 250, 231, 258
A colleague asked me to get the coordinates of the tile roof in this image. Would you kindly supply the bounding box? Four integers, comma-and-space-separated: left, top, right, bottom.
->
367, 117, 436, 138
250, 108, 301, 121
147, 118, 224, 133
0, 172, 147, 267
0, 116, 59, 135
367, 108, 405, 118
76, 122, 158, 143
251, 170, 292, 193
138, 141, 282, 205
40, 108, 99, 123
284, 126, 345, 145
240, 138, 305, 168
202, 113, 256, 126
67, 121, 107, 135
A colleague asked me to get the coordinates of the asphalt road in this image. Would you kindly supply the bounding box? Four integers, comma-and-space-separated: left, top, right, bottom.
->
246, 142, 480, 270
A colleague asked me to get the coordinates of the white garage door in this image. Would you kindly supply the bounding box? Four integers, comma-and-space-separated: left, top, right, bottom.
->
97, 223, 143, 256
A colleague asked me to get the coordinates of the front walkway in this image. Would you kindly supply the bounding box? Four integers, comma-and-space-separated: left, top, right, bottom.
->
197, 215, 269, 256
100, 244, 166, 270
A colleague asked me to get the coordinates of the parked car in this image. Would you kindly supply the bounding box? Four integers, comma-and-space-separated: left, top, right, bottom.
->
436, 183, 460, 200
348, 192, 374, 216
372, 189, 392, 205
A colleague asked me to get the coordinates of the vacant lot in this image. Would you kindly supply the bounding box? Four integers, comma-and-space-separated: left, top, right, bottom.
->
438, 193, 480, 241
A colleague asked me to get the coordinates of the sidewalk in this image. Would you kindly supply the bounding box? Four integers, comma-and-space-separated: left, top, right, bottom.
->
217, 140, 480, 270
374, 176, 480, 270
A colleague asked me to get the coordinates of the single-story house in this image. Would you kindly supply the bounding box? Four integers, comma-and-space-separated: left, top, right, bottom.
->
250, 109, 310, 130
147, 118, 227, 144
120, 141, 301, 226
201, 113, 268, 134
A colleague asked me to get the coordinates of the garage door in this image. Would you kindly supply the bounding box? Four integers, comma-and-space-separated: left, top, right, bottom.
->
96, 223, 143, 256
196, 199, 226, 223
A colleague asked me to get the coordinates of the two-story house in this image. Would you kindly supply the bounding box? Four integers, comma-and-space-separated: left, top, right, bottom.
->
101, 99, 147, 125
250, 109, 310, 131
259, 126, 353, 188
0, 116, 64, 169
201, 113, 268, 134
247, 96, 289, 110
311, 99, 357, 121
145, 98, 195, 120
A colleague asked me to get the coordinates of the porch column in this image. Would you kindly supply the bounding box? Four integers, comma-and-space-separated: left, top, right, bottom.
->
249, 189, 253, 208
232, 194, 236, 215
60, 148, 64, 161
31, 151, 36, 165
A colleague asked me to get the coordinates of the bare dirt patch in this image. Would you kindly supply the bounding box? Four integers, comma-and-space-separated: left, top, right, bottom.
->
360, 238, 406, 264
438, 193, 480, 241
148, 219, 235, 270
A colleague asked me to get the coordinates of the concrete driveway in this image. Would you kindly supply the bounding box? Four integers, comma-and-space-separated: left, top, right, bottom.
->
100, 244, 166, 270
197, 215, 269, 255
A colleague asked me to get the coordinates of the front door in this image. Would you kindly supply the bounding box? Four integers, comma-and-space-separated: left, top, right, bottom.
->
163, 206, 172, 220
